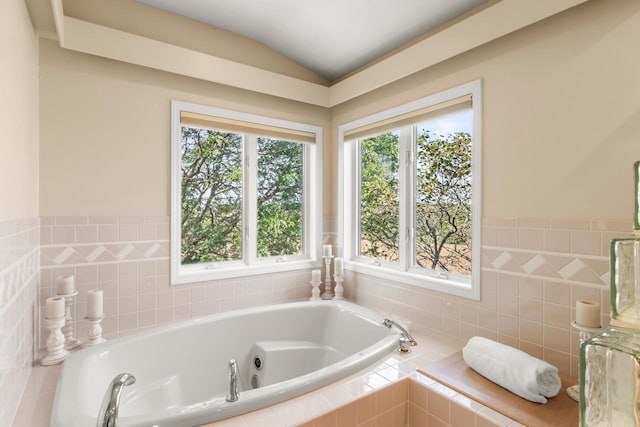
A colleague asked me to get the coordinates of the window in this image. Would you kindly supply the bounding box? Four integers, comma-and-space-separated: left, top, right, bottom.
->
339, 80, 482, 300
171, 101, 322, 284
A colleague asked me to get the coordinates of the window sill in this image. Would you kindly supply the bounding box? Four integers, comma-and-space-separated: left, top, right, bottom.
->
172, 259, 319, 285
345, 261, 480, 301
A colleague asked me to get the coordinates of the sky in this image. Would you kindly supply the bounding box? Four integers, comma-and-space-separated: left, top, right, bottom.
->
417, 109, 473, 136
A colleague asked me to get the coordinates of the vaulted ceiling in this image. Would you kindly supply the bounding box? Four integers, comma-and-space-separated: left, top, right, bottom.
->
25, 0, 590, 107
134, 0, 487, 81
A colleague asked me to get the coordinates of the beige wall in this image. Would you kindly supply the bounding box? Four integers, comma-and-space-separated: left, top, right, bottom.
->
40, 0, 640, 220
1, 0, 39, 220
39, 39, 331, 216
332, 0, 640, 219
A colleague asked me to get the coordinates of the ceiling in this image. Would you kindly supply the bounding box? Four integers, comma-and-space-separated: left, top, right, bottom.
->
135, 0, 487, 81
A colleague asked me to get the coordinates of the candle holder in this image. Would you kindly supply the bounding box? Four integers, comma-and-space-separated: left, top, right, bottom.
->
321, 255, 334, 300
566, 321, 604, 401
41, 317, 70, 366
59, 291, 82, 350
309, 278, 322, 301
333, 275, 344, 300
84, 316, 106, 347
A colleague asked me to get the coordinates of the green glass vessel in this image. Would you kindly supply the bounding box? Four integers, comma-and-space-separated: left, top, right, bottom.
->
580, 327, 640, 427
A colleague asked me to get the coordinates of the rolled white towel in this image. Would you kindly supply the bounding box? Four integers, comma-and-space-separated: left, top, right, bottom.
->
462, 336, 561, 403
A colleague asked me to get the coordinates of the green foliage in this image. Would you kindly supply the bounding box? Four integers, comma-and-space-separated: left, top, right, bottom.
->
359, 132, 400, 261
180, 129, 305, 264
180, 127, 243, 264
257, 138, 303, 257
358, 129, 472, 274
416, 130, 472, 274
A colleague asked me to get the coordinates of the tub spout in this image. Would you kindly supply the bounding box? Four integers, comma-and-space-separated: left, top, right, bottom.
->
226, 359, 239, 402
97, 373, 136, 427
383, 318, 417, 353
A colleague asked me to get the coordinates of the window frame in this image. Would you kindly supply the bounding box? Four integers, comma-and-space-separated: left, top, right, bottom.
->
338, 80, 482, 300
171, 100, 323, 285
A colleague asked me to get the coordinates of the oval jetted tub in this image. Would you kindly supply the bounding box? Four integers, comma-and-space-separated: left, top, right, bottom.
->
50, 300, 402, 427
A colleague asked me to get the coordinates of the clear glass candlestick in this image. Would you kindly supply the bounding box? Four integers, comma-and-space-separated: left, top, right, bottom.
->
321, 255, 334, 300
60, 291, 82, 350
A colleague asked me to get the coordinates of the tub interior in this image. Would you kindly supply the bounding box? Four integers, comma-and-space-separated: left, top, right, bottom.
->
52, 301, 397, 427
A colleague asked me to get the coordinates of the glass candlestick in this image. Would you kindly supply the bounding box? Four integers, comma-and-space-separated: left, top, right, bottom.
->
321, 255, 334, 300
60, 291, 82, 350
333, 275, 344, 300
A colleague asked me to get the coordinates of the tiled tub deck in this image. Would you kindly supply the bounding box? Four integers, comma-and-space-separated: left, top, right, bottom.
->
12, 331, 532, 427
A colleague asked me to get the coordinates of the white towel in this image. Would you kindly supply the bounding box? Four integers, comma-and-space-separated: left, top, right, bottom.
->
462, 336, 561, 403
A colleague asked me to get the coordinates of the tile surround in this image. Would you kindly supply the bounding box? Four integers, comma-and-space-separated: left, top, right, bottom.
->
344, 217, 633, 378
9, 215, 632, 425
0, 218, 39, 426
38, 216, 313, 349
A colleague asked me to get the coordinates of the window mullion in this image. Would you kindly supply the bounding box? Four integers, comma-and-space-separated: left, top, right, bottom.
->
398, 126, 412, 272
245, 134, 258, 266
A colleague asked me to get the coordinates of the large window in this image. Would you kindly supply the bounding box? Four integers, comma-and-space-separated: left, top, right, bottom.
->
339, 81, 482, 299
171, 101, 322, 284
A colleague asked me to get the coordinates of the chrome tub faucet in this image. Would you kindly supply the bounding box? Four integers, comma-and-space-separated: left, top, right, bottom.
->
226, 359, 239, 402
97, 373, 136, 427
383, 318, 418, 353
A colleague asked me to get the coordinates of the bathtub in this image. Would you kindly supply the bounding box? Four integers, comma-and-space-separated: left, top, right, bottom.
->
49, 300, 402, 427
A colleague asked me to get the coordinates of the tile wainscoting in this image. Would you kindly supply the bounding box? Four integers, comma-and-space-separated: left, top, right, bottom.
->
344, 217, 632, 378
38, 216, 631, 377
38, 216, 313, 349
8, 215, 629, 425
0, 218, 39, 425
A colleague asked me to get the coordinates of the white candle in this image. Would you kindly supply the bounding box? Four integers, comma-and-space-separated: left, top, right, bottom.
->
311, 270, 321, 283
56, 275, 75, 295
335, 257, 344, 276
87, 290, 104, 319
45, 296, 65, 319
322, 245, 332, 257
576, 300, 601, 328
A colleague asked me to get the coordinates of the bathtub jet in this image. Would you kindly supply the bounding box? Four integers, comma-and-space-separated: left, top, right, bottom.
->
50, 300, 404, 427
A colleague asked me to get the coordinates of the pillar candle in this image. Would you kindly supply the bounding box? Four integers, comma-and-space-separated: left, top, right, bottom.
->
87, 290, 104, 319
56, 275, 75, 295
322, 245, 332, 257
311, 270, 321, 283
334, 257, 344, 276
576, 300, 601, 328
45, 296, 65, 319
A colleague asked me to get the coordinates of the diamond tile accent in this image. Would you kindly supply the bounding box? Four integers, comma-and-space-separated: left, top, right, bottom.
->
558, 259, 587, 280
522, 255, 546, 274
491, 251, 512, 269
52, 247, 75, 265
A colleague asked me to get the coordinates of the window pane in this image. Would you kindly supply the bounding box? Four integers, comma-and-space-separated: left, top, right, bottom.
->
257, 137, 303, 257
359, 131, 400, 262
180, 127, 243, 264
415, 110, 473, 275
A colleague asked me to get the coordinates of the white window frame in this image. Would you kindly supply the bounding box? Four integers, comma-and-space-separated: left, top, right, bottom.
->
338, 80, 482, 300
171, 100, 323, 285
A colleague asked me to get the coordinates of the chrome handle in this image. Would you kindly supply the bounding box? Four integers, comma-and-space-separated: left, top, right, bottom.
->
98, 373, 136, 427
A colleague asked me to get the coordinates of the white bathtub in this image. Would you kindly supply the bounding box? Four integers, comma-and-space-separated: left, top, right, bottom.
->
49, 300, 401, 427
